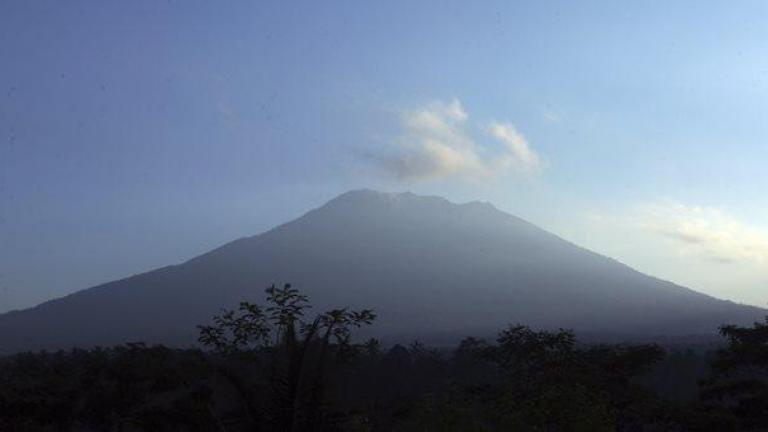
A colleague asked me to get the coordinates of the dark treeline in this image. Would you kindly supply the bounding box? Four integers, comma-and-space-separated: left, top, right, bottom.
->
1, 284, 766, 431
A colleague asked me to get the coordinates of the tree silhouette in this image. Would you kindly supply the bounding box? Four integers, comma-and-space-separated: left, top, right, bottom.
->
197, 283, 375, 431
453, 325, 665, 431
2, 287, 747, 431
701, 317, 768, 430
0, 344, 217, 431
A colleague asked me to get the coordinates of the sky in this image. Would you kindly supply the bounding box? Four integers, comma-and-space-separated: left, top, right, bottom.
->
1, 1, 767, 313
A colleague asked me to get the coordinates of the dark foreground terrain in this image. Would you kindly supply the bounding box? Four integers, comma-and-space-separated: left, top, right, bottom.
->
1, 284, 767, 432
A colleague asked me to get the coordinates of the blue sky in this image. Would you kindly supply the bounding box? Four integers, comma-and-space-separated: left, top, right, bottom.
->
1, 1, 767, 312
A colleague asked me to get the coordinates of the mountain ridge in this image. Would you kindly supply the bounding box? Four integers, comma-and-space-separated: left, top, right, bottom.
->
0, 189, 764, 353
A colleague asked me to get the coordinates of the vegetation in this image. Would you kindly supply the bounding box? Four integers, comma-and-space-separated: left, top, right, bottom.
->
700, 318, 768, 431
197, 283, 376, 431
0, 284, 766, 431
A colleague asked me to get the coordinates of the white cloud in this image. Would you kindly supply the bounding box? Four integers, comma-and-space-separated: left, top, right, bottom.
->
638, 201, 768, 265
485, 122, 541, 174
377, 98, 542, 180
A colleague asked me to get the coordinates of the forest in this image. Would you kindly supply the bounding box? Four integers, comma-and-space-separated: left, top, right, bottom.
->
1, 284, 766, 432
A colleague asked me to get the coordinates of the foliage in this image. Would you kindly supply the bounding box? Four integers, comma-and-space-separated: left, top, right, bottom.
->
447, 325, 665, 431
1, 283, 763, 431
0, 344, 217, 431
700, 317, 768, 430
197, 283, 376, 431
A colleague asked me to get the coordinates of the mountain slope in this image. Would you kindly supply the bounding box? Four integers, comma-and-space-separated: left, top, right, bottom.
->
0, 190, 764, 352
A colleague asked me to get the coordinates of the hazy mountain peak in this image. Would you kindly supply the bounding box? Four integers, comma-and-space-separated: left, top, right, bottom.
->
326, 189, 449, 207
0, 189, 765, 353
320, 190, 506, 221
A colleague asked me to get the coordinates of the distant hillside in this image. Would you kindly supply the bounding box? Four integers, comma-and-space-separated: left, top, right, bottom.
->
0, 190, 764, 353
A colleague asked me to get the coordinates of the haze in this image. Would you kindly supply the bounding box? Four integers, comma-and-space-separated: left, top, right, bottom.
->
2, 1, 767, 313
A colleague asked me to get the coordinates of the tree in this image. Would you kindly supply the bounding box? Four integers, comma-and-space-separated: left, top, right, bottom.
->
0, 345, 217, 432
456, 325, 664, 431
701, 317, 768, 430
197, 283, 375, 431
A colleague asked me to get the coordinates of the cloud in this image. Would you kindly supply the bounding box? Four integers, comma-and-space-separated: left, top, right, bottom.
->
485, 122, 541, 174
376, 99, 542, 180
542, 109, 560, 124
638, 202, 768, 265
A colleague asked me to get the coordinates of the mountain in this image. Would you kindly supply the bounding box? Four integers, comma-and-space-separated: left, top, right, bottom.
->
0, 190, 764, 353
